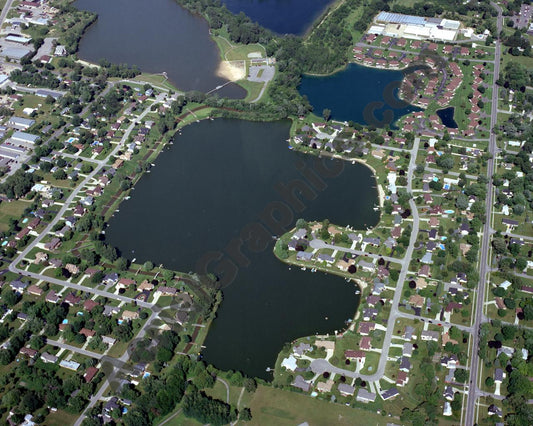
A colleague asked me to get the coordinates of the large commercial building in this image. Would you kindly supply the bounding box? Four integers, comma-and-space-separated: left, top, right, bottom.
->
368, 12, 461, 42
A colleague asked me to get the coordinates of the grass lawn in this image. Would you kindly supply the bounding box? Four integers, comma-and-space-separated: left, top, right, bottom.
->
45, 410, 80, 426
0, 199, 31, 231
248, 385, 390, 425
131, 73, 179, 92
238, 80, 265, 102
157, 410, 200, 426
501, 52, 533, 70
225, 44, 266, 62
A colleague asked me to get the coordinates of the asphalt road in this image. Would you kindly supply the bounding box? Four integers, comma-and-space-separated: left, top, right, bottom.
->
309, 239, 404, 265
46, 338, 104, 360
308, 137, 422, 383
464, 2, 503, 425
0, 0, 15, 26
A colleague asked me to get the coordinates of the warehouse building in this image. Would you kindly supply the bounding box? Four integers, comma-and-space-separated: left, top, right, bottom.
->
369, 12, 461, 41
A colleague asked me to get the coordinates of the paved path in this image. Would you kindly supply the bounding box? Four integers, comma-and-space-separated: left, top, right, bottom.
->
309, 137, 422, 383
0, 0, 15, 26
309, 239, 404, 265
2, 92, 167, 426
465, 3, 503, 425
47, 339, 104, 359
396, 311, 473, 333
217, 377, 230, 403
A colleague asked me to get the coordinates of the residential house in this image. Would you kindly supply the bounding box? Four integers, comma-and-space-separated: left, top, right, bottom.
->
381, 388, 399, 400
358, 322, 375, 335
356, 388, 376, 403
122, 310, 140, 321
293, 343, 312, 357
64, 293, 81, 306
27, 285, 43, 296
396, 371, 409, 387
291, 375, 311, 392
421, 330, 439, 342
345, 350, 366, 363
338, 383, 355, 397
443, 385, 454, 401
362, 308, 378, 321
84, 367, 98, 383
494, 368, 505, 384
409, 294, 425, 308
19, 347, 38, 359
117, 278, 136, 289
45, 290, 60, 304
40, 352, 58, 364
103, 273, 119, 286
156, 286, 178, 296
403, 342, 413, 357
316, 379, 334, 393
360, 336, 372, 350
399, 356, 411, 372
403, 326, 415, 340
79, 328, 96, 338
359, 260, 376, 273
83, 299, 99, 312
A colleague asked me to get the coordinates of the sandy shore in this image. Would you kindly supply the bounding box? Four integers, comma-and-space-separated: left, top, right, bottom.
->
217, 60, 245, 81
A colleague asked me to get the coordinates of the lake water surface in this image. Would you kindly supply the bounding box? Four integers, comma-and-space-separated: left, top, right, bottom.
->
74, 0, 246, 97
106, 119, 379, 378
300, 63, 420, 127
437, 107, 458, 128
223, 0, 334, 34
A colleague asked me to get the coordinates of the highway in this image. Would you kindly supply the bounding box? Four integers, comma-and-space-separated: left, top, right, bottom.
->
464, 2, 503, 425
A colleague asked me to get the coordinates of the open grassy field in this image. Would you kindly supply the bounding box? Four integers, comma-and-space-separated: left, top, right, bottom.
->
501, 52, 533, 70
0, 199, 31, 231
225, 43, 266, 62
247, 385, 389, 425
45, 410, 80, 426
131, 73, 179, 92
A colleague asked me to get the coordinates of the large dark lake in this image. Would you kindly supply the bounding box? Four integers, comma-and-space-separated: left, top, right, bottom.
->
106, 119, 379, 378
223, 0, 334, 34
300, 63, 420, 127
74, 0, 245, 97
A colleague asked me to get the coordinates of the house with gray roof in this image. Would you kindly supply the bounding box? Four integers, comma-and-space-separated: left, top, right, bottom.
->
494, 368, 505, 383
296, 251, 313, 261
443, 385, 454, 401
359, 260, 376, 273
399, 356, 411, 372
291, 375, 311, 392
11, 131, 40, 145
372, 281, 385, 295
41, 352, 58, 364
293, 342, 312, 357
317, 253, 335, 264
402, 342, 413, 357
403, 326, 415, 340
8, 116, 35, 130
356, 388, 376, 403
363, 237, 380, 246
497, 346, 514, 358
421, 330, 439, 342
338, 383, 355, 396
292, 228, 307, 240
